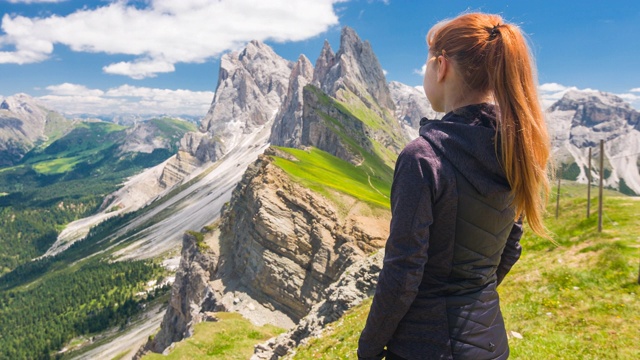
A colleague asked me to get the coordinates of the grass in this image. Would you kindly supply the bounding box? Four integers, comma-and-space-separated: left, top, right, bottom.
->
289, 182, 640, 359
500, 182, 640, 359
292, 298, 373, 359
142, 312, 284, 360
31, 156, 82, 174
271, 146, 391, 209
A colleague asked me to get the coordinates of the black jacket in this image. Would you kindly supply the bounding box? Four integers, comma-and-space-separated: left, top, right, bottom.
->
358, 104, 523, 360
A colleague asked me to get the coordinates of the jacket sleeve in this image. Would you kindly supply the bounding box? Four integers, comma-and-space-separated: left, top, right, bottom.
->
496, 219, 523, 286
358, 145, 434, 359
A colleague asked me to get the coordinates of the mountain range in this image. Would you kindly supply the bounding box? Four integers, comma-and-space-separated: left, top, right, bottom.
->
0, 26, 638, 359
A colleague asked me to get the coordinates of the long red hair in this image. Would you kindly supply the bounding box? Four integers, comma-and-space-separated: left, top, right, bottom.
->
428, 13, 551, 237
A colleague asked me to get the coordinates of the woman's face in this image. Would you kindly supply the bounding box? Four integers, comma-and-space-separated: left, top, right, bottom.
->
423, 51, 444, 112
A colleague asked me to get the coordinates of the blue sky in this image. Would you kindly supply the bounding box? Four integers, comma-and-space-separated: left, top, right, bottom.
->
1, 0, 639, 116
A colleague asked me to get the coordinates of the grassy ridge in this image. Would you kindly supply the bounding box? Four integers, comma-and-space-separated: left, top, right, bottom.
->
271, 146, 392, 209
142, 313, 284, 360
291, 183, 640, 359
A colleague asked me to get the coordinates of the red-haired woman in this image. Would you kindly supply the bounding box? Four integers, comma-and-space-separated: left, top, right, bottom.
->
358, 13, 551, 360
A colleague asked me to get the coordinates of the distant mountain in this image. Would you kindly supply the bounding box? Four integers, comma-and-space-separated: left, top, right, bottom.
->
388, 81, 437, 140
0, 94, 74, 166
71, 113, 201, 126
546, 89, 640, 195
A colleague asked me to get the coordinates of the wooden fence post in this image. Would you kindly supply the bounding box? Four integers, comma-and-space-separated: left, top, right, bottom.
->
556, 174, 561, 219
587, 147, 592, 218
598, 140, 604, 232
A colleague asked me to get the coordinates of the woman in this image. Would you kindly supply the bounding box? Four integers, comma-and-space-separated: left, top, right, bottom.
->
358, 13, 551, 360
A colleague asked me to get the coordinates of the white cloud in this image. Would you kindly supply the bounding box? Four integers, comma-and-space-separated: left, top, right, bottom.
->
38, 83, 215, 116
0, 0, 343, 78
630, 88, 640, 93
414, 64, 426, 76
46, 83, 104, 97
538, 82, 568, 92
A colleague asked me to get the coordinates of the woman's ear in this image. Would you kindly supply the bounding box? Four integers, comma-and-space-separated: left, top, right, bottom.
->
436, 55, 448, 83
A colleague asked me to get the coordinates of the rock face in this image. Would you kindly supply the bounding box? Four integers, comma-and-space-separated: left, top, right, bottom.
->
388, 81, 438, 141
142, 231, 220, 355
159, 40, 292, 187
314, 27, 394, 111
158, 150, 201, 189
546, 89, 640, 194
119, 120, 175, 154
252, 250, 384, 360
269, 54, 314, 148
218, 148, 388, 320
189, 40, 292, 162
0, 94, 70, 165
288, 27, 406, 167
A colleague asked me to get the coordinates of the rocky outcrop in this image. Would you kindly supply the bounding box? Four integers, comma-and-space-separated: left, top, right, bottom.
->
389, 81, 438, 141
158, 150, 201, 189
218, 147, 388, 320
140, 231, 220, 356
546, 89, 640, 194
269, 54, 314, 148
252, 250, 384, 360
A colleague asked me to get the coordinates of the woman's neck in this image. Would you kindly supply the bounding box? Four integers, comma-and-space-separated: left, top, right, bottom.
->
443, 86, 492, 113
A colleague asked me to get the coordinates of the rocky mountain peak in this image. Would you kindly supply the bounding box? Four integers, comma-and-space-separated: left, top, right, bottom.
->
314, 26, 394, 110
269, 54, 314, 148
180, 40, 292, 164
0, 93, 57, 166
312, 40, 335, 87
0, 93, 48, 118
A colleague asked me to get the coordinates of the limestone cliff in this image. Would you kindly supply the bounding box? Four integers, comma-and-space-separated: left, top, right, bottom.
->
218, 147, 388, 320
300, 84, 404, 168
252, 250, 384, 360
139, 147, 390, 355
269, 54, 314, 148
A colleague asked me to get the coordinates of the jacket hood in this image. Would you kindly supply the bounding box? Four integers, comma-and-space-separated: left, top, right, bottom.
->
419, 103, 510, 196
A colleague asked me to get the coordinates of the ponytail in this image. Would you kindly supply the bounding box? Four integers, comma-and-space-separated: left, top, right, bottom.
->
427, 13, 551, 237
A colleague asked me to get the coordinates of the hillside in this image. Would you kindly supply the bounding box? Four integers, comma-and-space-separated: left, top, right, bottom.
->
290, 183, 640, 359
0, 117, 197, 359
0, 118, 195, 274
